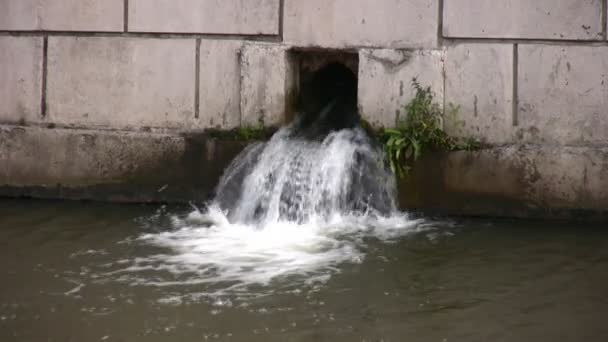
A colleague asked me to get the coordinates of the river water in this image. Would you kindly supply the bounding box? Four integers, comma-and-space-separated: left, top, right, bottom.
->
0, 199, 607, 341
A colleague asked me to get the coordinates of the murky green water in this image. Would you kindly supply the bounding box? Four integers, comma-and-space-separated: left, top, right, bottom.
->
0, 199, 606, 342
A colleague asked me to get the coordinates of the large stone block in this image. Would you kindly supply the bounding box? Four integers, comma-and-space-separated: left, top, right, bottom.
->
526, 147, 608, 209
284, 0, 438, 48
0, 0, 123, 32
358, 49, 444, 128
0, 125, 247, 202
240, 44, 293, 127
0, 126, 183, 187
517, 45, 608, 145
402, 146, 608, 218
0, 37, 43, 124
128, 0, 279, 35
46, 37, 197, 130
443, 0, 603, 40
449, 146, 608, 211
444, 43, 514, 144
199, 39, 243, 129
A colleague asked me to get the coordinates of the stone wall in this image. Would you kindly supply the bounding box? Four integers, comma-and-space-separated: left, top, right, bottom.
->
1, 0, 607, 218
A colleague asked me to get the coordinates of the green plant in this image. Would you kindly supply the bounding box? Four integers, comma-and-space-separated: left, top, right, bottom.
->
234, 125, 267, 140
205, 124, 275, 141
380, 79, 481, 178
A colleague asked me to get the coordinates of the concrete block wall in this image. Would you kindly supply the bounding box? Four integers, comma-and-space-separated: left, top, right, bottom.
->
283, 0, 438, 48
47, 37, 197, 130
1, 0, 607, 217
2, 0, 605, 134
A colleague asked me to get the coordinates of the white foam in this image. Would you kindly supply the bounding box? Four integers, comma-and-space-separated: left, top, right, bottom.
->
117, 206, 424, 297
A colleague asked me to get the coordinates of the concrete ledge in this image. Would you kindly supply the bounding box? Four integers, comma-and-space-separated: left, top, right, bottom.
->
0, 36, 43, 124
0, 125, 246, 203
401, 145, 608, 220
443, 0, 603, 40
128, 0, 280, 35
1, 125, 607, 220
284, 0, 438, 48
0, 0, 123, 32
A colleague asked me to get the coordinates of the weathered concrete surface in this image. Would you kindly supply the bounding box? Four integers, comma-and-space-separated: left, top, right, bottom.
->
444, 43, 514, 144
199, 39, 243, 129
240, 43, 294, 127
284, 0, 438, 48
46, 37, 197, 130
0, 125, 247, 203
401, 146, 608, 220
0, 37, 43, 124
128, 0, 279, 35
0, 0, 123, 32
2, 123, 606, 220
443, 0, 603, 40
358, 49, 444, 128
518, 45, 608, 145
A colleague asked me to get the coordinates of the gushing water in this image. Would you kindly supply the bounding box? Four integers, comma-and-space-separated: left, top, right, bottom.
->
107, 65, 423, 299
107, 118, 424, 300
214, 120, 397, 226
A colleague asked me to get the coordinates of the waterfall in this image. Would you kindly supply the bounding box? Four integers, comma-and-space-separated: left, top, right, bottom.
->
213, 116, 397, 227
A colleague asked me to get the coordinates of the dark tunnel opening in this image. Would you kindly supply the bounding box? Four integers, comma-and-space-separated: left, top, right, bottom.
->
291, 54, 360, 139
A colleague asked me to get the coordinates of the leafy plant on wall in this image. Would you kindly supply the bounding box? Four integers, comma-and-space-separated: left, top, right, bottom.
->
380, 79, 481, 178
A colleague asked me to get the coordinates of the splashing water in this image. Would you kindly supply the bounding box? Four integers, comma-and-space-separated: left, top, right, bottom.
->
109, 117, 425, 300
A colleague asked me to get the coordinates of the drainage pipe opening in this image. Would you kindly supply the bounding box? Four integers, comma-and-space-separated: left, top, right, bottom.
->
289, 51, 359, 138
